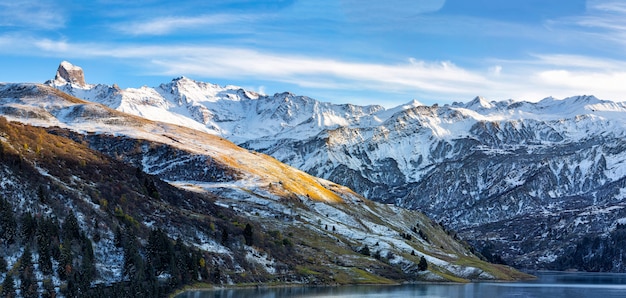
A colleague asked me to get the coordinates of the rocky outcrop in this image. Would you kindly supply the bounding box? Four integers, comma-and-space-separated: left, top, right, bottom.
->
53, 61, 87, 87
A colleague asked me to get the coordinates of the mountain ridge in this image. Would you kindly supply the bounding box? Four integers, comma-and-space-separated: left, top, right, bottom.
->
0, 79, 529, 295
45, 62, 626, 271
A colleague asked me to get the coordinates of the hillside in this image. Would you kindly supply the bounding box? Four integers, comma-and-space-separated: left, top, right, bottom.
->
0, 83, 527, 296
46, 61, 626, 271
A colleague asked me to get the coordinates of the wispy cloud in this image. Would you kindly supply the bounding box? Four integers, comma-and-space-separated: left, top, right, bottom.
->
546, 0, 626, 48
339, 0, 445, 22
588, 0, 626, 14
530, 54, 626, 70
0, 35, 496, 98
114, 13, 260, 36
6, 30, 626, 105
0, 1, 65, 30
78, 42, 490, 95
535, 69, 626, 93
530, 54, 626, 94
484, 53, 626, 101
151, 51, 490, 94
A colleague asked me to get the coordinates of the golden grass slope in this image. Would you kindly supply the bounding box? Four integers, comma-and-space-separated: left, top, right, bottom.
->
3, 84, 344, 203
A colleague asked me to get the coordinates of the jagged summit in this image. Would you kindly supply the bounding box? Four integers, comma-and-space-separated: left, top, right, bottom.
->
53, 61, 87, 87
10, 62, 626, 273
0, 82, 531, 290
465, 96, 494, 109
405, 99, 424, 108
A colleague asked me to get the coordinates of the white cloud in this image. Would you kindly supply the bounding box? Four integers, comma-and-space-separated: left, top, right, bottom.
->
588, 0, 626, 14
530, 54, 626, 69
339, 0, 446, 22
6, 33, 626, 104
0, 1, 65, 29
487, 54, 626, 101
546, 0, 626, 48
489, 65, 502, 76
536, 69, 626, 92
257, 86, 266, 95
147, 48, 491, 96
34, 39, 70, 52
114, 13, 260, 36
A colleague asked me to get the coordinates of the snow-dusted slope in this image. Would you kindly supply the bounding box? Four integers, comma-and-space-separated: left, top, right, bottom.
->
0, 82, 528, 285
261, 95, 626, 268
46, 62, 626, 271
50, 64, 386, 144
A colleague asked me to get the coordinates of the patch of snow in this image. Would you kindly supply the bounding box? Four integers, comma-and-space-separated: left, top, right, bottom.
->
538, 253, 558, 263
245, 247, 276, 275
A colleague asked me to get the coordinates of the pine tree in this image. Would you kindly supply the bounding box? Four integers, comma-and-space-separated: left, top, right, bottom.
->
0, 197, 16, 244
418, 230, 429, 243
79, 233, 96, 287
373, 250, 381, 260
1, 273, 16, 298
122, 229, 145, 282
20, 212, 37, 242
42, 278, 55, 298
114, 226, 123, 248
38, 245, 53, 275
359, 245, 371, 256
243, 223, 254, 246
221, 228, 229, 245
38, 185, 47, 203
147, 228, 174, 276
173, 239, 189, 285
57, 243, 73, 281
19, 249, 37, 297
36, 217, 54, 275
63, 212, 80, 241
418, 256, 428, 271
144, 178, 160, 199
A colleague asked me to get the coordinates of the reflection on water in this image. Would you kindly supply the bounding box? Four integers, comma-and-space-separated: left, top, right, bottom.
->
176, 271, 626, 298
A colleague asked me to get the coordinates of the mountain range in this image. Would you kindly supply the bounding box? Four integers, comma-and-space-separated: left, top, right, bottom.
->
44, 61, 626, 271
0, 62, 528, 296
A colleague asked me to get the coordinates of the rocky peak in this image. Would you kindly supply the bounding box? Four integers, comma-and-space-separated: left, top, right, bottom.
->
53, 61, 87, 87
465, 96, 494, 109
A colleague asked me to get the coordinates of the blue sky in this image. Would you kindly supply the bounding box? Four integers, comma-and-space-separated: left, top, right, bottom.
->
1, 0, 626, 107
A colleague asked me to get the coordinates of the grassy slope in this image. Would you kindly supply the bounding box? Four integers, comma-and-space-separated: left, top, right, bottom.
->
0, 84, 532, 289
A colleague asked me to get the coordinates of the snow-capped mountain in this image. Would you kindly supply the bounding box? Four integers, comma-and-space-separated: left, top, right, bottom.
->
47, 61, 626, 270
0, 81, 527, 295
50, 62, 385, 144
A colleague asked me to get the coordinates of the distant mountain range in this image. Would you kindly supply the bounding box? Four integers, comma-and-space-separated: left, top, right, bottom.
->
0, 63, 527, 296
42, 61, 626, 271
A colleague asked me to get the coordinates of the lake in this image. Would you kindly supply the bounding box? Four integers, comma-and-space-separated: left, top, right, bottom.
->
175, 271, 626, 298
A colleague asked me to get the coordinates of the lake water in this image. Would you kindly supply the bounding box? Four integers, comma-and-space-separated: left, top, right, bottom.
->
176, 271, 626, 298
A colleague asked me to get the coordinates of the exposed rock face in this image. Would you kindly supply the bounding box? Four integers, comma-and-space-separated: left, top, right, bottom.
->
0, 83, 529, 289
42, 63, 626, 271
53, 61, 87, 87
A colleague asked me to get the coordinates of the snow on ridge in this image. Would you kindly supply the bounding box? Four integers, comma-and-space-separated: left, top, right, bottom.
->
465, 96, 494, 110
40, 62, 626, 153
59, 60, 82, 71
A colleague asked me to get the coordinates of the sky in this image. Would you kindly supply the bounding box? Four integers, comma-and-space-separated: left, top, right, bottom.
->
1, 0, 626, 107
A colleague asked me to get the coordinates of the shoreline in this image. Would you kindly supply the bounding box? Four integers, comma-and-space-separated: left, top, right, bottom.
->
170, 275, 536, 298
169, 271, 626, 298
